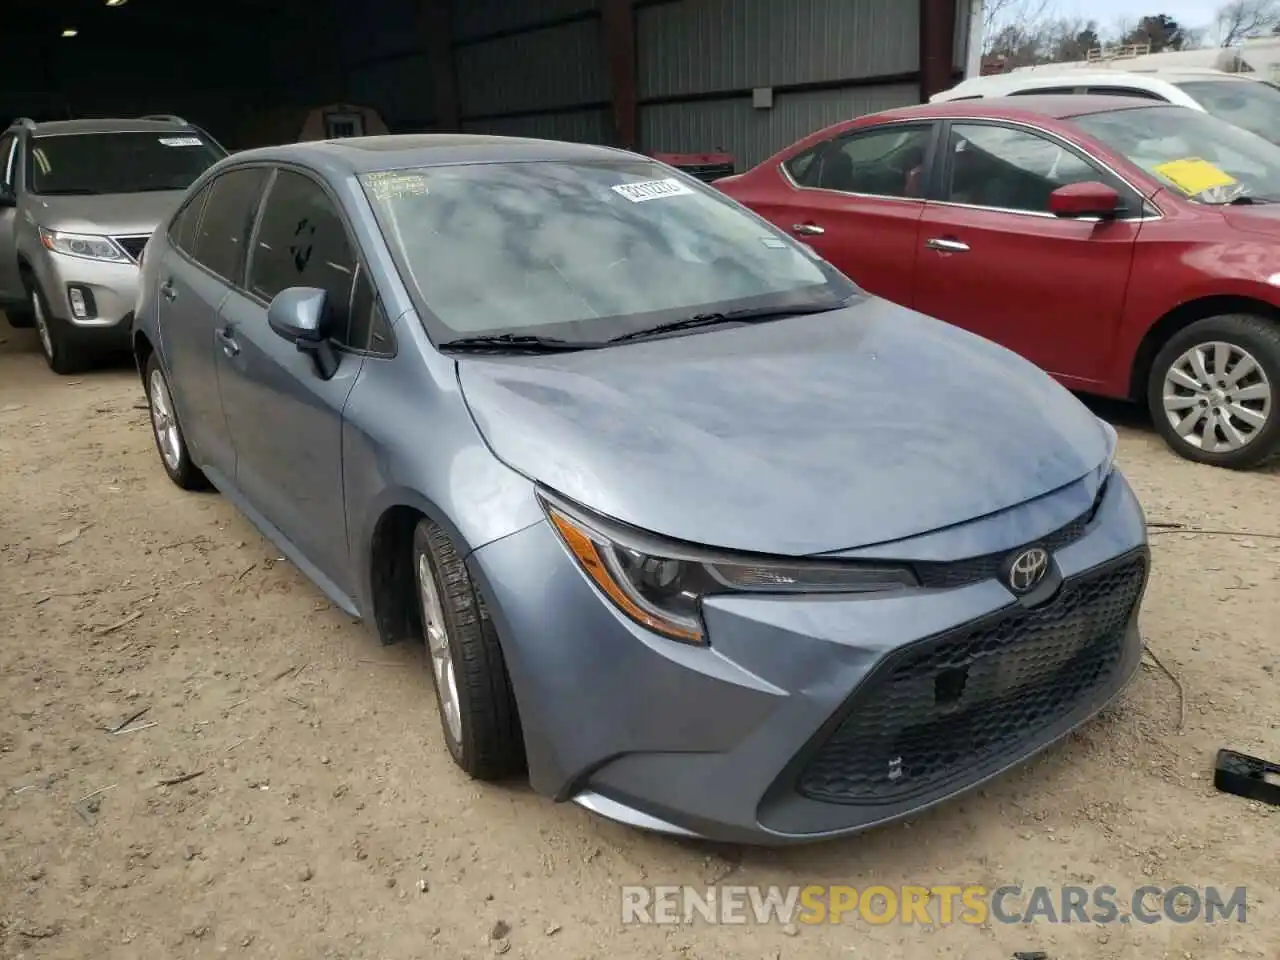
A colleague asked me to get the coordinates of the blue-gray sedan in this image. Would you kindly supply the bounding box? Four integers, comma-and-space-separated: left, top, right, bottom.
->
131, 134, 1150, 845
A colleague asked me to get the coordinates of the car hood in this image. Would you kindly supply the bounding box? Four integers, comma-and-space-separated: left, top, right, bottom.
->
27, 190, 186, 235
457, 298, 1110, 556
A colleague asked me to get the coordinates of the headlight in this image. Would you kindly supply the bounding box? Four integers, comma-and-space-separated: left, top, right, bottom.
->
38, 227, 130, 263
540, 492, 919, 645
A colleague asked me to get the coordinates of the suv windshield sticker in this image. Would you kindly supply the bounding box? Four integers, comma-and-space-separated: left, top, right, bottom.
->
365, 172, 430, 202
611, 178, 695, 203
158, 136, 204, 147
1153, 157, 1237, 196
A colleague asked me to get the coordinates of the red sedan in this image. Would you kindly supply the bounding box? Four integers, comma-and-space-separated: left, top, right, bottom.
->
717, 95, 1280, 469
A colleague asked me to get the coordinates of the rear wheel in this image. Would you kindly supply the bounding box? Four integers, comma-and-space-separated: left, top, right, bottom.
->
412, 519, 524, 780
145, 353, 208, 490
1148, 314, 1280, 469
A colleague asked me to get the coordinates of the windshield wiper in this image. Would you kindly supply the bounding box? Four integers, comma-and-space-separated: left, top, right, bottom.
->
35, 188, 103, 196
438, 333, 600, 353
609, 302, 845, 344
1226, 195, 1277, 205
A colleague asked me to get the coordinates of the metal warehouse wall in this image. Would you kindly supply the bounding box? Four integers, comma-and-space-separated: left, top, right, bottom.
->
637, 0, 952, 167
340, 0, 970, 168
455, 0, 612, 144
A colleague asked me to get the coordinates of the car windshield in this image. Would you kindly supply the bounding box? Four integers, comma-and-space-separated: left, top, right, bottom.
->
1073, 104, 1280, 204
26, 131, 225, 195
359, 159, 853, 343
1176, 79, 1280, 144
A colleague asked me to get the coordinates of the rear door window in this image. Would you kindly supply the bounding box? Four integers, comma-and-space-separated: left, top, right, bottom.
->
1010, 86, 1078, 96
169, 183, 212, 256
1085, 86, 1168, 101
192, 167, 269, 283
816, 124, 934, 198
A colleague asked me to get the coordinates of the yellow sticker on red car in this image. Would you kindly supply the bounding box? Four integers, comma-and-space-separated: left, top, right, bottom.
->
1152, 158, 1237, 196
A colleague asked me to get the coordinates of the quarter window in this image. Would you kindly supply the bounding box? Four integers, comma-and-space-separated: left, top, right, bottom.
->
192, 167, 269, 282
346, 267, 395, 355
944, 123, 1102, 213
248, 170, 359, 345
818, 126, 932, 198
169, 183, 211, 256
783, 147, 822, 187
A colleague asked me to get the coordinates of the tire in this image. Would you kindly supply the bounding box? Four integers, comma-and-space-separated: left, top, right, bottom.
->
1148, 314, 1280, 470
144, 353, 209, 490
412, 519, 524, 780
26, 278, 84, 375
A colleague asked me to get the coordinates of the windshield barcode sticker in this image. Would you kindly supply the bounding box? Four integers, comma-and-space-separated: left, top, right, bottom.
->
158, 137, 203, 147
611, 178, 695, 203
365, 172, 430, 201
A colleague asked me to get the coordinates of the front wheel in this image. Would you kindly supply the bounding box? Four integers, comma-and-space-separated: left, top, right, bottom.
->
1148, 314, 1280, 470
28, 281, 84, 375
412, 519, 524, 780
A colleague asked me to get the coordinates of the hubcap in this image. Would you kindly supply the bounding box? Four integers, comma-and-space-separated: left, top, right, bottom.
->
1162, 341, 1272, 453
148, 369, 183, 472
32, 290, 53, 360
418, 553, 462, 745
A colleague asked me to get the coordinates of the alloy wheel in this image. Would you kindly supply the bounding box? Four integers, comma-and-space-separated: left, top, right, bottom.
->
419, 553, 463, 745
32, 289, 53, 361
1162, 340, 1272, 454
148, 368, 183, 473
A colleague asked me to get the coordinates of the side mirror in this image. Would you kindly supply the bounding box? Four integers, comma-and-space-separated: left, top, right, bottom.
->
1049, 181, 1121, 220
0, 184, 16, 208
267, 286, 339, 379
267, 286, 328, 343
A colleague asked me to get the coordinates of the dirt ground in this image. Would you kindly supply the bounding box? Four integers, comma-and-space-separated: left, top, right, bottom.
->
0, 313, 1276, 960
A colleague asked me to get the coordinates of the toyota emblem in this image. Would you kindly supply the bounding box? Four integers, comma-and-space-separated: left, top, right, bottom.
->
1007, 547, 1050, 593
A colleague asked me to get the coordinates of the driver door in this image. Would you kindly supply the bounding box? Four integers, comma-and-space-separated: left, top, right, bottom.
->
913, 121, 1144, 385
215, 167, 365, 594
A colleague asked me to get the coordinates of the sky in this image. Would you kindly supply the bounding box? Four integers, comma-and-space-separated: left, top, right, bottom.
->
1064, 0, 1224, 33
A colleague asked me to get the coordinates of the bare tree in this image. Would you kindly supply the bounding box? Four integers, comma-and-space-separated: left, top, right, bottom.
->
983, 0, 1055, 46
1217, 0, 1280, 46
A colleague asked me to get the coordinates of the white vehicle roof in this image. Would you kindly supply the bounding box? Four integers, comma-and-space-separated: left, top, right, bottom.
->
932, 69, 1262, 112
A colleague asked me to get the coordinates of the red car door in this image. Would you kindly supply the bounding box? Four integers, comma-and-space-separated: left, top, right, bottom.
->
913, 120, 1143, 387
725, 122, 936, 308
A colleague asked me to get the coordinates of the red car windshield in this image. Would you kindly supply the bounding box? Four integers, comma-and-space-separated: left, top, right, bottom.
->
1074, 104, 1280, 204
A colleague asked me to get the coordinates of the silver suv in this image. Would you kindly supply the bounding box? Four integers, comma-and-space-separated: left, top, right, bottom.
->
0, 115, 226, 373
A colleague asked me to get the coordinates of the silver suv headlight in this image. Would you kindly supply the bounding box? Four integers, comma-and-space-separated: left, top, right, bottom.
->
38, 226, 130, 263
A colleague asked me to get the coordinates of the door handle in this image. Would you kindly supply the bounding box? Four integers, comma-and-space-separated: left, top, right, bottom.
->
216, 327, 240, 357
792, 223, 825, 236
159, 279, 177, 302
925, 237, 970, 253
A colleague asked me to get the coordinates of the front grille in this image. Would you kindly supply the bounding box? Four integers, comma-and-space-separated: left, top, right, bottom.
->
914, 509, 1093, 589
674, 162, 735, 182
113, 235, 149, 262
796, 554, 1146, 806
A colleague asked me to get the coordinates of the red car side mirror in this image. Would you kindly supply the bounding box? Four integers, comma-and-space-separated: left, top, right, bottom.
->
1049, 181, 1122, 219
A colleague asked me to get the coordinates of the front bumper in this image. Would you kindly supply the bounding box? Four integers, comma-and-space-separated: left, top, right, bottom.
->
466, 471, 1149, 845
30, 248, 140, 330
